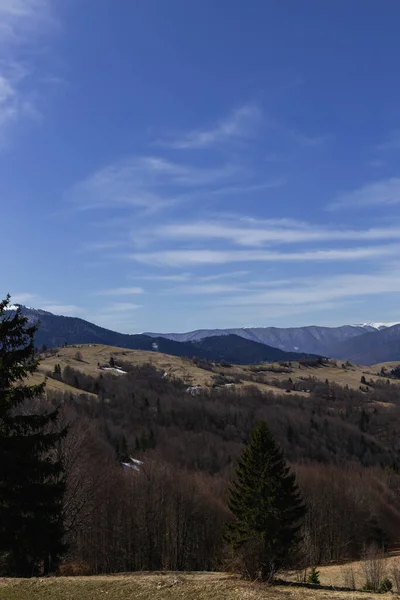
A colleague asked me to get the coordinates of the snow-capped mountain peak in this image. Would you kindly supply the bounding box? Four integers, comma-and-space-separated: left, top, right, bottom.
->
355, 322, 400, 330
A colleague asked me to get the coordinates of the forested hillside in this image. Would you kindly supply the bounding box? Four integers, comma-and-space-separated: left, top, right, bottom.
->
38, 346, 400, 574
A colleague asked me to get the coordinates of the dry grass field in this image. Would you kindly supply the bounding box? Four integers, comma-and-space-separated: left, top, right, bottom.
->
34, 343, 397, 401
0, 572, 391, 600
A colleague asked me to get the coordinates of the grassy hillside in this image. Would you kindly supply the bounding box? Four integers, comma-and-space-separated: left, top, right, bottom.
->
0, 573, 389, 600
36, 343, 399, 400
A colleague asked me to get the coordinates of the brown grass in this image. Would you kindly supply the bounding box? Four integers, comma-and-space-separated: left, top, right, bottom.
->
0, 572, 390, 600
33, 344, 397, 402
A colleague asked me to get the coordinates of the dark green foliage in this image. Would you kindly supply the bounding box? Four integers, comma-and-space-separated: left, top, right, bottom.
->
391, 366, 400, 379
0, 297, 67, 576
363, 578, 393, 593
308, 566, 320, 585
379, 578, 393, 592
226, 421, 306, 582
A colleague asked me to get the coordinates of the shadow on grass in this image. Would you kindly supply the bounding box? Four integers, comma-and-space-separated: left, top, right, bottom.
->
275, 578, 361, 593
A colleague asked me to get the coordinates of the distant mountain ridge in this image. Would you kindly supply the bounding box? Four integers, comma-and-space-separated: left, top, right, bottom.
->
144, 323, 395, 356
331, 324, 400, 365
2, 305, 316, 365
5, 304, 400, 365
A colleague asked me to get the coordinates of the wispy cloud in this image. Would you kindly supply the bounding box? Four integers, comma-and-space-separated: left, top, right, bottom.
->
329, 178, 400, 210
158, 104, 261, 149
149, 219, 400, 247
132, 270, 250, 283
287, 131, 328, 148
0, 0, 53, 41
173, 283, 242, 295
368, 159, 385, 168
133, 273, 192, 282
0, 0, 55, 142
129, 244, 398, 267
106, 302, 142, 312
213, 268, 400, 310
376, 130, 400, 152
95, 287, 144, 296
208, 180, 284, 196
67, 156, 238, 212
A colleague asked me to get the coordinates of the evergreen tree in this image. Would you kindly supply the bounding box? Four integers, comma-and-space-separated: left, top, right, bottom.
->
226, 421, 305, 582
0, 296, 67, 576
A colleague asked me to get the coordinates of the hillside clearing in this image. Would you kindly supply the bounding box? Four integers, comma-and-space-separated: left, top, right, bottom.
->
0, 572, 389, 600
36, 344, 399, 401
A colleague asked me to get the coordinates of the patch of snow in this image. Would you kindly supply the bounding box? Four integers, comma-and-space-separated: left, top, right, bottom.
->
4, 304, 19, 311
102, 367, 127, 374
122, 457, 144, 472
355, 322, 400, 329
186, 385, 202, 395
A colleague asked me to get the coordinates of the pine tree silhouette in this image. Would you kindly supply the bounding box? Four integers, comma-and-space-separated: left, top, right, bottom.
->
0, 296, 67, 576
226, 421, 305, 581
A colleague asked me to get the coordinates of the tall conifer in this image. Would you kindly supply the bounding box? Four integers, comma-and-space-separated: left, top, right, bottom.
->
0, 296, 66, 576
226, 421, 305, 581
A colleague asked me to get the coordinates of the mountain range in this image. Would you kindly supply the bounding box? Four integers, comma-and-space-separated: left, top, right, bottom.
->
3, 305, 316, 365
4, 304, 400, 365
145, 323, 397, 358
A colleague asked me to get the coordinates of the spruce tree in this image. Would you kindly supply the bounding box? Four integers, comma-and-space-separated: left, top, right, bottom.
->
226, 421, 305, 582
0, 296, 66, 576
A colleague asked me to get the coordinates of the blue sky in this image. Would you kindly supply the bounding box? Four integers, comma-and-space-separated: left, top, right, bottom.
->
2, 0, 400, 333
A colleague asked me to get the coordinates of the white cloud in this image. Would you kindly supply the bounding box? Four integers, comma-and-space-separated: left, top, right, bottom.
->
208, 180, 285, 196
175, 284, 241, 295
129, 244, 398, 267
150, 219, 400, 247
106, 302, 142, 312
198, 270, 250, 282
0, 0, 53, 41
213, 268, 400, 310
133, 273, 192, 282
0, 0, 55, 141
329, 178, 400, 210
95, 287, 144, 296
159, 104, 261, 149
67, 156, 238, 211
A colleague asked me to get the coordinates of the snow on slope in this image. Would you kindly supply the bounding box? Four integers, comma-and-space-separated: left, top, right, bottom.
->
355, 322, 400, 330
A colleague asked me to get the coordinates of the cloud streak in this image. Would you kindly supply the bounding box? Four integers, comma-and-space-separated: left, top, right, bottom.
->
213, 268, 400, 310
67, 156, 239, 212
329, 178, 400, 210
95, 287, 144, 296
150, 219, 400, 247
158, 104, 261, 149
0, 0, 55, 141
129, 244, 399, 267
